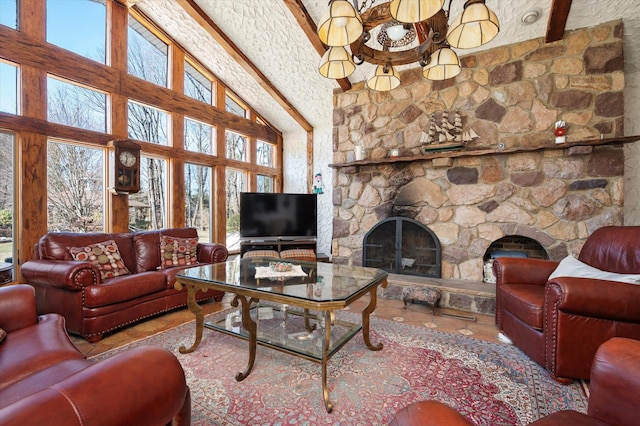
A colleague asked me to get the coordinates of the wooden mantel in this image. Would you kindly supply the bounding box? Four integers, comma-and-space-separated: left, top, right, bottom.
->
329, 136, 640, 169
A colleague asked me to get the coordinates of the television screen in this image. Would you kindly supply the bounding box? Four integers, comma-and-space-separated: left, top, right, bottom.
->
240, 193, 317, 239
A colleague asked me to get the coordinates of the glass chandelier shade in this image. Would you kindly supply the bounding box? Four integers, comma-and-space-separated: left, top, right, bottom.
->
389, 0, 445, 23
422, 47, 461, 80
319, 46, 357, 79
317, 0, 364, 47
446, 0, 500, 49
367, 64, 401, 91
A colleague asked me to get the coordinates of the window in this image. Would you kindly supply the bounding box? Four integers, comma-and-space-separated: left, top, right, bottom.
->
185, 118, 214, 154
46, 0, 106, 63
0, 132, 14, 281
130, 156, 166, 231
225, 131, 247, 161
257, 175, 274, 193
0, 61, 18, 114
225, 94, 247, 118
185, 163, 211, 242
225, 169, 246, 251
128, 16, 168, 87
47, 76, 108, 132
0, 0, 17, 29
184, 61, 212, 104
47, 141, 104, 232
256, 140, 274, 167
128, 100, 169, 145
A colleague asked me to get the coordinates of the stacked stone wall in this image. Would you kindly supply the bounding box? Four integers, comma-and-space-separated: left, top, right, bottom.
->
331, 21, 626, 281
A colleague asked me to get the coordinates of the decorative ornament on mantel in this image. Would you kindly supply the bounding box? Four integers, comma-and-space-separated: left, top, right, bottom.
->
317, 0, 500, 91
554, 120, 567, 144
420, 110, 478, 152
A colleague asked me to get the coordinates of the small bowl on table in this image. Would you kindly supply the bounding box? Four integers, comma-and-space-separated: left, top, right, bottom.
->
269, 261, 293, 272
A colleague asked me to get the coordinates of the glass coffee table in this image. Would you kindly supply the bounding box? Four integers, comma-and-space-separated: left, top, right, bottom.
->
175, 257, 388, 412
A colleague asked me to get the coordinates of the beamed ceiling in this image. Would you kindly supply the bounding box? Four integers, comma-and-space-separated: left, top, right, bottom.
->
133, 0, 640, 136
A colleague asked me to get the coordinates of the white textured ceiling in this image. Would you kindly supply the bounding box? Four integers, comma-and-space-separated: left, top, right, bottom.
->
136, 0, 640, 135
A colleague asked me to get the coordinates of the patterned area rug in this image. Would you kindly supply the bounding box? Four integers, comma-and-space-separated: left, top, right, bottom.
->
93, 308, 588, 425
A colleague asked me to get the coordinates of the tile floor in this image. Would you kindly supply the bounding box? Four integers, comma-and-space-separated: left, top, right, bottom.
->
71, 293, 501, 357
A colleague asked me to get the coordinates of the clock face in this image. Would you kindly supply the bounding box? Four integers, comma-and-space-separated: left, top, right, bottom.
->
119, 150, 137, 167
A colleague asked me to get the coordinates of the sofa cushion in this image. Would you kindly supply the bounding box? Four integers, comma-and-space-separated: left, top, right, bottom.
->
83, 271, 167, 308
280, 249, 316, 261
38, 232, 136, 270
69, 240, 131, 280
242, 250, 280, 259
160, 235, 198, 269
132, 228, 200, 273
0, 314, 84, 390
498, 284, 545, 330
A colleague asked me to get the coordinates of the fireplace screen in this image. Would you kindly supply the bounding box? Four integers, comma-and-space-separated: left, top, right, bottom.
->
363, 217, 441, 277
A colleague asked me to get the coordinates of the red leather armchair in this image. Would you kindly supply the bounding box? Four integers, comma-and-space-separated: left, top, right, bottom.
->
0, 284, 191, 425
389, 337, 640, 426
493, 226, 640, 382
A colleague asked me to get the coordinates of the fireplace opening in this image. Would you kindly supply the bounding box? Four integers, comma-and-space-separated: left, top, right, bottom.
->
482, 235, 548, 283
363, 217, 441, 277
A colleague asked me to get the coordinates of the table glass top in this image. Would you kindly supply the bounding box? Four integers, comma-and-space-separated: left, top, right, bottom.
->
177, 257, 387, 303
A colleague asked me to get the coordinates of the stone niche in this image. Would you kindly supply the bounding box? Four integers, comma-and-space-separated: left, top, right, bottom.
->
331, 19, 627, 282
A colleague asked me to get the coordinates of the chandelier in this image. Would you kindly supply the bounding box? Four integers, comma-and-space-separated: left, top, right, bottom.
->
317, 0, 500, 91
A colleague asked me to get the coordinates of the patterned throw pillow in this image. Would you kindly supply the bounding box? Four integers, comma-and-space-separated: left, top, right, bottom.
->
159, 235, 199, 269
0, 327, 5, 344
69, 240, 131, 280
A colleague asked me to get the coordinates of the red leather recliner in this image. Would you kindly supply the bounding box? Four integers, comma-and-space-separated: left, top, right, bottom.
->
0, 284, 191, 425
493, 226, 640, 382
389, 337, 640, 426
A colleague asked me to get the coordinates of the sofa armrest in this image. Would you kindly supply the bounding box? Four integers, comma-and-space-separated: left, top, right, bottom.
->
20, 259, 100, 291
0, 345, 190, 426
588, 337, 640, 425
197, 242, 228, 264
546, 277, 640, 322
493, 257, 559, 286
0, 284, 38, 332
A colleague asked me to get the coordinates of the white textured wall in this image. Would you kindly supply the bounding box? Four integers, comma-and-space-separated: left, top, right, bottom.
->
624, 71, 640, 225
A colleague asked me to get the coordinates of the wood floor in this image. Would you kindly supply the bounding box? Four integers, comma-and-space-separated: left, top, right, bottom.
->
71, 293, 501, 358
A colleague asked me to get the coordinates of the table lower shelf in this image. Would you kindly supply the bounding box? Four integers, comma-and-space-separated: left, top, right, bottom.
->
205, 305, 361, 362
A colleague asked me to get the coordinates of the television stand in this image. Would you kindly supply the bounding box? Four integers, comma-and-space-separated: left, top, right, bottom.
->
240, 237, 317, 257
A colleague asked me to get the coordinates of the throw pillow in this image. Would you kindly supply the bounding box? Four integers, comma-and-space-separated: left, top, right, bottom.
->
0, 327, 5, 344
549, 255, 640, 284
159, 235, 198, 269
69, 240, 131, 280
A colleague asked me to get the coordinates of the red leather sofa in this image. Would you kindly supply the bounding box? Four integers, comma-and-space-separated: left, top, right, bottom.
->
389, 337, 640, 426
0, 284, 191, 425
21, 227, 228, 342
493, 226, 640, 382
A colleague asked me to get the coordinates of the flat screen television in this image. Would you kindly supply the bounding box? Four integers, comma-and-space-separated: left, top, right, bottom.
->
240, 192, 317, 239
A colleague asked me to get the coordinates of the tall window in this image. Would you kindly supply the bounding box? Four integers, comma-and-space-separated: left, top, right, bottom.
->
0, 0, 17, 29
47, 76, 108, 132
128, 16, 168, 87
128, 100, 169, 145
47, 141, 104, 232
257, 175, 274, 193
130, 156, 166, 231
225, 131, 247, 161
184, 61, 212, 104
46, 0, 106, 63
256, 140, 274, 167
226, 169, 246, 250
225, 94, 247, 118
185, 118, 214, 154
0, 132, 14, 280
185, 163, 211, 242
0, 61, 18, 114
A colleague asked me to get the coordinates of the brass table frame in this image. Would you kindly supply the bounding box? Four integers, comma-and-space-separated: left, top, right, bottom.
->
175, 260, 388, 413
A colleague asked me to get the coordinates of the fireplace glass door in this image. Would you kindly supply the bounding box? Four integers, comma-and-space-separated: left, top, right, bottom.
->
363, 217, 441, 277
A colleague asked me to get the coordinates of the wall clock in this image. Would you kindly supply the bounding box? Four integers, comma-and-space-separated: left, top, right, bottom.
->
109, 139, 141, 194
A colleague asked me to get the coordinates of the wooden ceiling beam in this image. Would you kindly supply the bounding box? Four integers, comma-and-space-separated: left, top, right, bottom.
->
175, 0, 313, 132
545, 0, 573, 43
283, 0, 352, 92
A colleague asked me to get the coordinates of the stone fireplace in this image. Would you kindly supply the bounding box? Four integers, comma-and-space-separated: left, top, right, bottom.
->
331, 141, 630, 282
